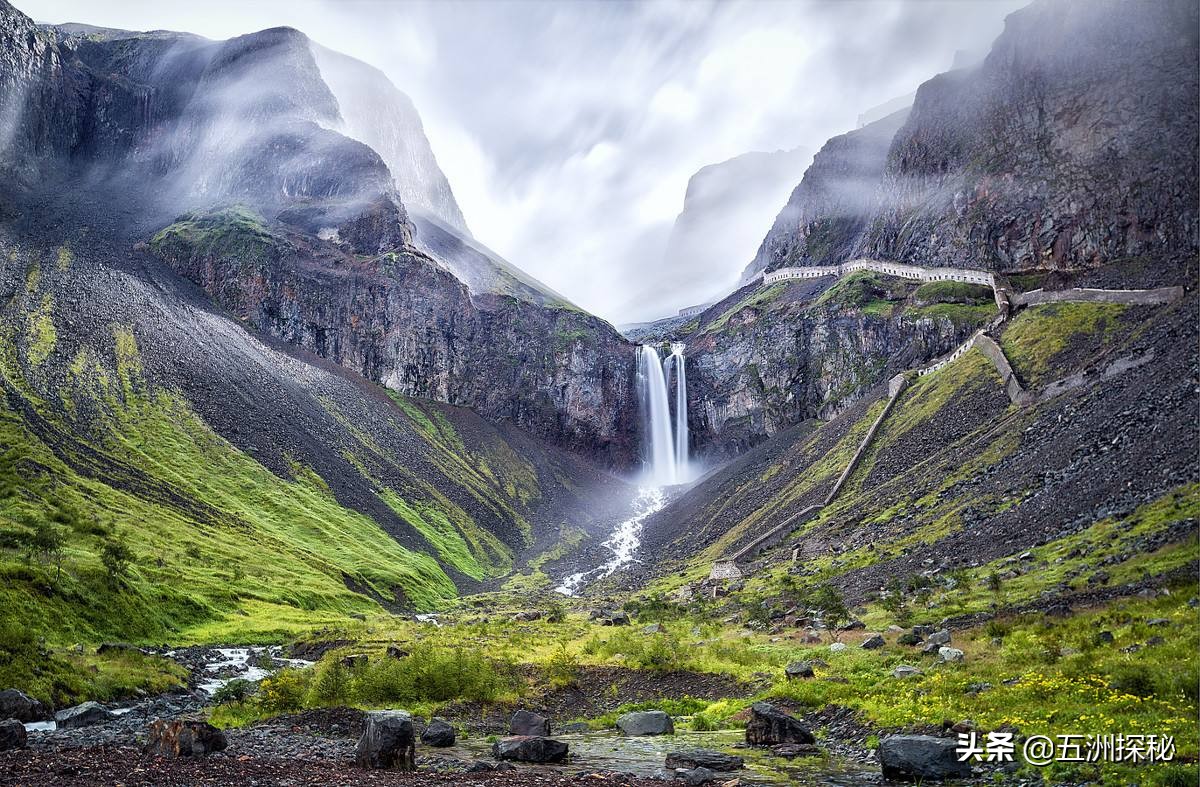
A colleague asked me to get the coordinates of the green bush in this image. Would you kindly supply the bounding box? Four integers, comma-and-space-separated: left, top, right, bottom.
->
350, 643, 512, 705
258, 668, 309, 712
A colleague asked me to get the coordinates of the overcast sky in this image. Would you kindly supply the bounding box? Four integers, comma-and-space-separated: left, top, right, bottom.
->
26, 0, 1025, 324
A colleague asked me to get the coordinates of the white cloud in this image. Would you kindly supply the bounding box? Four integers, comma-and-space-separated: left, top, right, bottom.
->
23, 0, 1027, 322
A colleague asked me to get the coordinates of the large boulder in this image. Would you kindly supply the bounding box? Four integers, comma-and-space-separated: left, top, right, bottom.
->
0, 689, 51, 722
745, 702, 815, 746
673, 766, 717, 785
144, 719, 228, 757
56, 701, 115, 729
879, 734, 971, 780
0, 719, 27, 751
861, 634, 885, 649
509, 709, 550, 736
784, 661, 815, 679
664, 749, 744, 772
355, 710, 416, 771
616, 710, 674, 736
421, 719, 456, 747
492, 735, 568, 763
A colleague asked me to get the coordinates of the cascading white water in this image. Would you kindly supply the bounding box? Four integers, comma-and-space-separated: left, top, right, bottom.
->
671, 343, 689, 476
638, 345, 677, 486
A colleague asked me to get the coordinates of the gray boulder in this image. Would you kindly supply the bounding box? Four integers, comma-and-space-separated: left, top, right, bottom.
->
0, 718, 26, 751
879, 734, 971, 780
891, 665, 922, 679
665, 749, 744, 772
509, 709, 550, 736
492, 735, 568, 763
0, 689, 51, 722
745, 702, 814, 746
938, 647, 965, 663
355, 710, 415, 770
56, 701, 115, 729
926, 629, 951, 646
144, 719, 228, 757
674, 766, 717, 784
861, 634, 885, 649
784, 660, 815, 679
616, 710, 674, 736
421, 719, 456, 747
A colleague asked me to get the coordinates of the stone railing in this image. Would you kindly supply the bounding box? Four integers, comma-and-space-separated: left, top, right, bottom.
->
762, 259, 996, 288
678, 303, 711, 318
1011, 286, 1183, 308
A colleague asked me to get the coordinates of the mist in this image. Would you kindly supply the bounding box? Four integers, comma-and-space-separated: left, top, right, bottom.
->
25, 0, 1027, 323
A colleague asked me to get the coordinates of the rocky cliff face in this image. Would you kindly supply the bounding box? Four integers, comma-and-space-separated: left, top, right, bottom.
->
675, 274, 983, 457
149, 209, 636, 464
740, 112, 909, 284
856, 0, 1198, 272
0, 1, 638, 465
742, 0, 1198, 285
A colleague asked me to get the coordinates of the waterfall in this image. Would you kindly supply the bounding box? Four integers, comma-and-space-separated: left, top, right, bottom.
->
671, 343, 689, 475
637, 345, 677, 485
637, 344, 690, 485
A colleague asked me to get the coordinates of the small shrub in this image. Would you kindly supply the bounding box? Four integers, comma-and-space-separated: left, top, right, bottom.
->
543, 642, 578, 689
212, 678, 253, 705
100, 536, 133, 587
307, 659, 352, 706
258, 668, 308, 712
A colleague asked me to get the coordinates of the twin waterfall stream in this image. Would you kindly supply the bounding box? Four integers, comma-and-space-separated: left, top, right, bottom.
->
556, 344, 690, 595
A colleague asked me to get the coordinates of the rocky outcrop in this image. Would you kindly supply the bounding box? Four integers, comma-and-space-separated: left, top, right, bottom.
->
355, 711, 416, 771
681, 276, 976, 456
857, 0, 1198, 273
144, 719, 229, 757
149, 209, 636, 464
744, 0, 1198, 285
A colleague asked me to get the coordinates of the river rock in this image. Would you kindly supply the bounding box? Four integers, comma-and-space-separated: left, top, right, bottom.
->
492, 735, 568, 763
421, 719, 456, 747
56, 701, 115, 729
0, 689, 51, 722
673, 766, 717, 785
879, 734, 971, 780
784, 660, 815, 679
745, 702, 815, 746
772, 743, 821, 758
355, 710, 415, 770
0, 719, 27, 751
665, 749, 744, 772
616, 710, 674, 736
144, 719, 228, 756
509, 709, 550, 736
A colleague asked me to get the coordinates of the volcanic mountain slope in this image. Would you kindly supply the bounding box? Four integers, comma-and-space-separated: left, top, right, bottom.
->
636, 284, 1198, 609
0, 0, 639, 647
740, 0, 1198, 284
0, 194, 634, 643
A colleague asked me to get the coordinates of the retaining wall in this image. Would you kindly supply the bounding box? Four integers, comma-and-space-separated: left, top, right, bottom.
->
973, 334, 1032, 406
1011, 286, 1184, 308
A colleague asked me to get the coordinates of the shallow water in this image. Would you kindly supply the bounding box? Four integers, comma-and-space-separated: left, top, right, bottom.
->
447, 728, 879, 785
197, 646, 313, 696
556, 486, 667, 595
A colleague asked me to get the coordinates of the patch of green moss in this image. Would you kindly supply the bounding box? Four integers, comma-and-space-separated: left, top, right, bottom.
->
703, 283, 788, 333
26, 294, 57, 365
1000, 302, 1128, 386
149, 206, 284, 269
